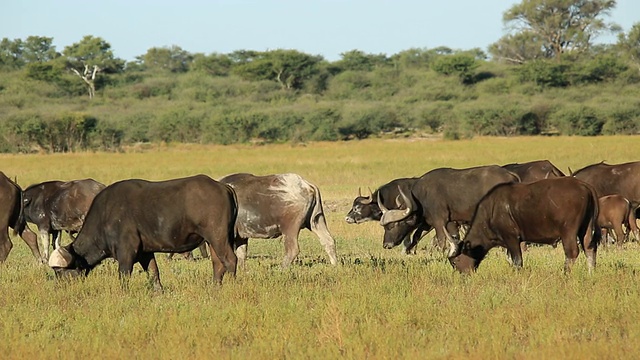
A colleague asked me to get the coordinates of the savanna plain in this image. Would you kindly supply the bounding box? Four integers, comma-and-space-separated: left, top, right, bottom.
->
1, 136, 640, 359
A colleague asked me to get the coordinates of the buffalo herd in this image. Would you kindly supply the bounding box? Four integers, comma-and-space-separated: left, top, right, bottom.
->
1, 160, 639, 289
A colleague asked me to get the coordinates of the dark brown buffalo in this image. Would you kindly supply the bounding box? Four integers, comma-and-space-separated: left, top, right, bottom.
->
378, 165, 520, 256
572, 161, 640, 240
345, 178, 431, 254
449, 177, 600, 273
502, 160, 565, 183
219, 173, 337, 268
598, 195, 638, 248
23, 179, 105, 260
0, 172, 42, 263
48, 175, 238, 290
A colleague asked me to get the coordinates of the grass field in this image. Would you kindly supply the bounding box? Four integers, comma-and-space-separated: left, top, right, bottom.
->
1, 136, 640, 359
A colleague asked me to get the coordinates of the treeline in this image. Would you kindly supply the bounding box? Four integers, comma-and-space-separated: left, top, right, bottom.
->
1, 1, 640, 153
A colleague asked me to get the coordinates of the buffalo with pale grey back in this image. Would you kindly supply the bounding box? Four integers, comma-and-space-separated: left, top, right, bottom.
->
598, 194, 638, 248
345, 177, 431, 254
48, 175, 238, 290
449, 177, 600, 273
0, 172, 42, 263
378, 165, 521, 256
502, 160, 565, 183
571, 161, 640, 240
23, 178, 105, 260
219, 173, 337, 268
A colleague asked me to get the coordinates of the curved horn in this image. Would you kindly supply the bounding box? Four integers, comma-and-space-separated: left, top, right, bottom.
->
377, 191, 389, 213
358, 187, 362, 197
48, 247, 72, 268
448, 241, 464, 259
379, 186, 413, 226
361, 187, 373, 205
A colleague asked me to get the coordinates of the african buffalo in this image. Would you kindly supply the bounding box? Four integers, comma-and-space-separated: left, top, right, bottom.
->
502, 160, 565, 183
379, 165, 520, 256
48, 175, 238, 290
572, 161, 640, 240
345, 178, 432, 254
0, 172, 42, 263
23, 179, 105, 260
219, 173, 337, 268
449, 177, 600, 273
598, 195, 638, 248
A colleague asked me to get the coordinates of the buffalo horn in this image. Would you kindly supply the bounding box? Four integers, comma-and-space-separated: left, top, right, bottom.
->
448, 241, 464, 259
48, 247, 72, 268
361, 187, 374, 205
379, 186, 413, 226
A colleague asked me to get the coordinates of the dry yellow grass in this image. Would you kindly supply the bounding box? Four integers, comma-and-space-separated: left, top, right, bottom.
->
1, 136, 639, 359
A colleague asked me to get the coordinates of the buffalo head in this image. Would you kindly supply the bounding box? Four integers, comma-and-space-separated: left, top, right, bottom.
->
378, 187, 419, 249
48, 246, 85, 278
448, 240, 486, 273
345, 187, 380, 224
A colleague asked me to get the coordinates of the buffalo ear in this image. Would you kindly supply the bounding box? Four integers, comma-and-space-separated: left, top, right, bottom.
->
48, 247, 74, 268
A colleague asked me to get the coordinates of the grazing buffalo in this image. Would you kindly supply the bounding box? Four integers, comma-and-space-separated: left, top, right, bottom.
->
23, 179, 106, 260
219, 173, 337, 268
0, 172, 42, 263
598, 195, 638, 248
378, 165, 520, 256
502, 160, 565, 183
345, 178, 431, 253
449, 177, 600, 273
572, 161, 640, 239
48, 175, 238, 290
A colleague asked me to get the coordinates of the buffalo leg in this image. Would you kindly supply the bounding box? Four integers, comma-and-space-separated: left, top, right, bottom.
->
207, 237, 237, 283
613, 222, 625, 249
629, 209, 639, 241
38, 229, 51, 260
282, 231, 301, 268
403, 223, 432, 255
505, 240, 524, 268
435, 222, 459, 258
52, 230, 62, 249
561, 233, 581, 274
582, 222, 599, 274
138, 252, 163, 292
19, 227, 43, 263
310, 213, 338, 265
600, 228, 609, 249
198, 243, 209, 259
117, 258, 135, 291
0, 230, 12, 262
234, 237, 248, 270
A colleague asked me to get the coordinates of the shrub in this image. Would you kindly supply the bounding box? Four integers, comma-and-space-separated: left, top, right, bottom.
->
514, 60, 570, 87
548, 105, 604, 136
601, 104, 640, 135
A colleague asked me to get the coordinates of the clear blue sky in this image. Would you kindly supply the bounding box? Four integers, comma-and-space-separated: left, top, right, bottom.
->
2, 0, 638, 62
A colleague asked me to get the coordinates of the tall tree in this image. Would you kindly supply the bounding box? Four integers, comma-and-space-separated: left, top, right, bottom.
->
139, 45, 193, 73
0, 38, 24, 70
336, 50, 390, 71
232, 49, 323, 90
22, 36, 58, 63
617, 22, 640, 72
491, 0, 620, 62
191, 52, 232, 76
63, 35, 124, 98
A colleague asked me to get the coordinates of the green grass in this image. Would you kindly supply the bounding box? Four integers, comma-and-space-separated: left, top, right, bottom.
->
1, 136, 640, 359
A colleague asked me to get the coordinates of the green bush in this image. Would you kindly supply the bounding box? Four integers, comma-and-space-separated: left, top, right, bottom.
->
601, 104, 640, 135
457, 101, 526, 136
549, 105, 604, 136
514, 60, 570, 87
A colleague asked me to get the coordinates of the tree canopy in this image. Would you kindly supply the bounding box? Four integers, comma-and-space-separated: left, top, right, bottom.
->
491, 0, 620, 62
